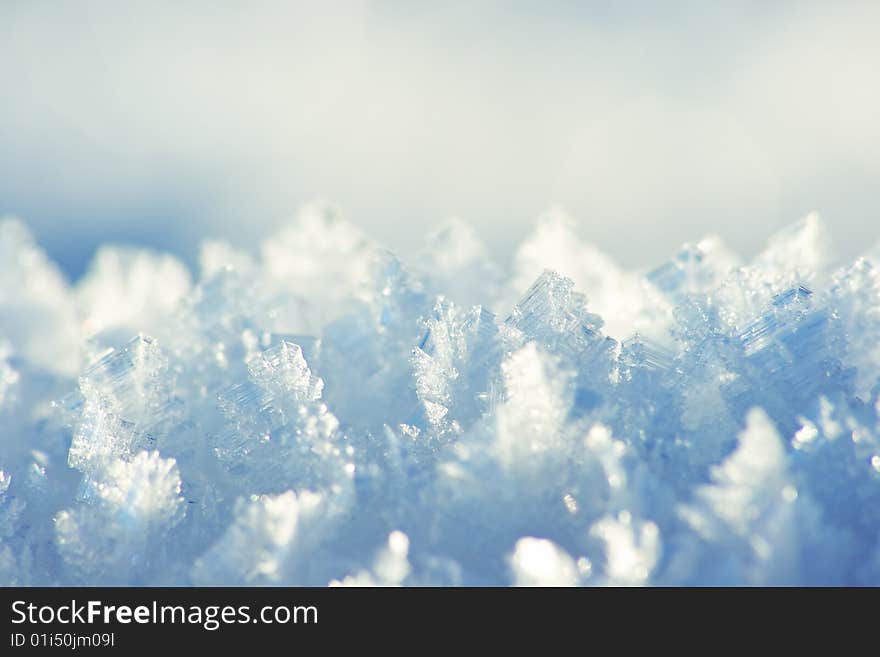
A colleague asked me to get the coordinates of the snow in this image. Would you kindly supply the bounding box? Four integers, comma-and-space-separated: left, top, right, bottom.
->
1, 206, 879, 585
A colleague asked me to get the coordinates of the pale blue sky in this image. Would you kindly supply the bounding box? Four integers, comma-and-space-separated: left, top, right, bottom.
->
2, 1, 878, 278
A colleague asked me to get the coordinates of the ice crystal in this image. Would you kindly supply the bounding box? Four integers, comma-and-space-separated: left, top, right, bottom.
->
1, 206, 879, 585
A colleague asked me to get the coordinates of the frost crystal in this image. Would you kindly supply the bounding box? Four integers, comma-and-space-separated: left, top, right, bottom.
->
55, 451, 183, 584
509, 537, 579, 587
1, 208, 880, 585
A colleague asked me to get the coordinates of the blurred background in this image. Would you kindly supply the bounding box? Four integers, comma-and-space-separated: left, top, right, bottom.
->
2, 1, 878, 280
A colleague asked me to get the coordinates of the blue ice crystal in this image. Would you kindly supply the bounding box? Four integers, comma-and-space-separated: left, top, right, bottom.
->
1, 204, 880, 585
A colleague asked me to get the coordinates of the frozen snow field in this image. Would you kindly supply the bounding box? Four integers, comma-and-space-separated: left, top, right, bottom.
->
1, 206, 880, 585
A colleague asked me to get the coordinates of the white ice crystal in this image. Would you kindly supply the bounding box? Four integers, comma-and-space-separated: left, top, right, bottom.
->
330, 530, 413, 587
590, 512, 661, 586
192, 490, 327, 585
55, 451, 183, 584
0, 207, 879, 586
0, 217, 81, 375
508, 208, 655, 341
260, 202, 379, 332
496, 344, 571, 467
0, 342, 19, 408
509, 537, 579, 587
411, 218, 502, 309
76, 246, 192, 342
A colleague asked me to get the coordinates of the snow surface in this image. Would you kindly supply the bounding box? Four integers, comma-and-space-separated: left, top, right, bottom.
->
1, 204, 880, 585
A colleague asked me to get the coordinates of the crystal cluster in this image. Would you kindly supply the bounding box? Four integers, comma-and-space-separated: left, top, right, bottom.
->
1, 205, 880, 585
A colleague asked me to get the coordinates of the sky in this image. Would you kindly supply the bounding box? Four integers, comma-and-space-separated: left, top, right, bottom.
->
2, 1, 879, 279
